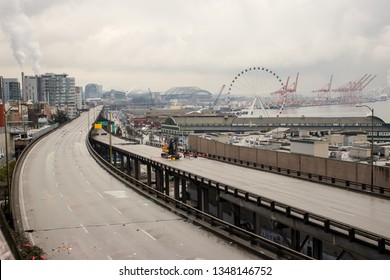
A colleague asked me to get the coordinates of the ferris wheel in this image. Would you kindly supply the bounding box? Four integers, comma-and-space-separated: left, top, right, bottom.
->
227, 67, 286, 117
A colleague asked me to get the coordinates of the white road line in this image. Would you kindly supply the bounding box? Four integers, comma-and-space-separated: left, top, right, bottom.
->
96, 192, 104, 198
141, 229, 156, 241
59, 192, 64, 198
329, 207, 355, 217
107, 255, 113, 260
80, 224, 89, 233
113, 206, 122, 214
279, 192, 297, 199
67, 205, 73, 212
112, 206, 122, 214
86, 181, 91, 186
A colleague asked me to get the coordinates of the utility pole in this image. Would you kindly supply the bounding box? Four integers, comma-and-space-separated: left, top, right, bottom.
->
357, 104, 374, 191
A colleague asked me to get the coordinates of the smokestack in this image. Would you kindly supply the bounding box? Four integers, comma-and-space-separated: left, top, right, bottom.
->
21, 71, 25, 101
0, 75, 3, 103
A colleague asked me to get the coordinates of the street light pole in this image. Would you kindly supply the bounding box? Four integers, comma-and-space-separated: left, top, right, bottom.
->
109, 112, 112, 165
356, 104, 374, 191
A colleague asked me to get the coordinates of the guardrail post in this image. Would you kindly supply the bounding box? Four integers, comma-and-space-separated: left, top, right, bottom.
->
270, 201, 275, 212
324, 220, 330, 232
257, 197, 262, 206
348, 228, 355, 241
303, 213, 309, 224
286, 207, 291, 218
378, 238, 385, 254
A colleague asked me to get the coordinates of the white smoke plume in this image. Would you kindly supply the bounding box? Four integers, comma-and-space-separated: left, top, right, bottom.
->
0, 0, 42, 74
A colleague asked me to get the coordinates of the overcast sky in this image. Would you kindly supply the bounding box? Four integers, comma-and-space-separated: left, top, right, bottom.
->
0, 0, 389, 94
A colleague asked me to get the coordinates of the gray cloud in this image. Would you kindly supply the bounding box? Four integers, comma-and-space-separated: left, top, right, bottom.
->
0, 0, 389, 92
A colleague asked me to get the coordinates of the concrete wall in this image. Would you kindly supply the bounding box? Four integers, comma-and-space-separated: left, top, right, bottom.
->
300, 155, 327, 176
277, 152, 300, 171
240, 146, 257, 163
188, 135, 390, 188
257, 149, 278, 167
326, 159, 357, 182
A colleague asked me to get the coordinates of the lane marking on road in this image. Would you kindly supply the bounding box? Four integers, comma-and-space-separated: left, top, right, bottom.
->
96, 192, 104, 198
279, 192, 297, 199
329, 207, 355, 217
59, 192, 64, 198
113, 206, 122, 214
107, 255, 113, 260
104, 190, 129, 198
67, 205, 73, 212
86, 180, 91, 186
141, 229, 156, 241
80, 224, 89, 233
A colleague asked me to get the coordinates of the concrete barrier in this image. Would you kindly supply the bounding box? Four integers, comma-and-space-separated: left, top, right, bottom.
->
188, 135, 390, 189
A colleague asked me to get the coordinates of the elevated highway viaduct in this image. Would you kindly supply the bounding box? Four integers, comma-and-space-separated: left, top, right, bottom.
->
90, 133, 390, 260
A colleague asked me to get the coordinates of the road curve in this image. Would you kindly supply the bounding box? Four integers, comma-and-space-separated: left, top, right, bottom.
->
17, 112, 258, 260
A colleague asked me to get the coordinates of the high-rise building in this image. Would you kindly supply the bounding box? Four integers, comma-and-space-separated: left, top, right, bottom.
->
22, 74, 39, 102
85, 83, 102, 99
1, 78, 21, 102
39, 73, 77, 118
75, 86, 83, 111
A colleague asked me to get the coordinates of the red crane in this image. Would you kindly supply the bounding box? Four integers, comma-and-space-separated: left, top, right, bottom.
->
333, 74, 376, 104
312, 74, 333, 105
271, 72, 299, 106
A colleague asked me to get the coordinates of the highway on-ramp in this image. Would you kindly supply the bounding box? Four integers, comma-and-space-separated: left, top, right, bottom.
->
16, 112, 258, 260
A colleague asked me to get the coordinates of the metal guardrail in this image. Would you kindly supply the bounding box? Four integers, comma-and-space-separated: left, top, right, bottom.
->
87, 138, 312, 260
95, 139, 390, 258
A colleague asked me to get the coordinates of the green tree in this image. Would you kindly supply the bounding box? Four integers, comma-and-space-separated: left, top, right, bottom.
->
52, 109, 70, 125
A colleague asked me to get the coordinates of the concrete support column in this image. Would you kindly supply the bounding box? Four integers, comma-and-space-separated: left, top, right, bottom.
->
120, 154, 125, 172
126, 155, 131, 176
254, 213, 262, 235
181, 179, 187, 203
233, 204, 241, 227
216, 198, 223, 220
157, 169, 164, 192
134, 159, 140, 180
202, 186, 209, 213
291, 229, 301, 252
313, 238, 323, 260
147, 165, 152, 187
164, 170, 170, 196
106, 146, 110, 163
174, 177, 180, 200
195, 179, 202, 211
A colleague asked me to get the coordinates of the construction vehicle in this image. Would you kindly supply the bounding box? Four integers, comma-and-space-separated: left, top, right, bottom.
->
161, 137, 182, 160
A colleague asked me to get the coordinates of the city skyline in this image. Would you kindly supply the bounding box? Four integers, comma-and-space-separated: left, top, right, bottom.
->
1, 0, 389, 94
